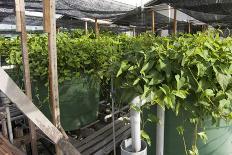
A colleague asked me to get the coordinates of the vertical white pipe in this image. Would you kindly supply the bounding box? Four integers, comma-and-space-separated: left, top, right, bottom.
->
156, 106, 165, 155
85, 21, 88, 35
133, 26, 136, 37
0, 92, 13, 143
131, 96, 141, 152
5, 105, 13, 143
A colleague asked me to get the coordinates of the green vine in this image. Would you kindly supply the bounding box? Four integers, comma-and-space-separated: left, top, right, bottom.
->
116, 30, 232, 153
1, 30, 232, 153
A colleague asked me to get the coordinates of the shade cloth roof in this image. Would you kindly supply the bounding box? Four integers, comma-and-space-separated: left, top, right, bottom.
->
0, 0, 134, 20
146, 0, 232, 15
0, 0, 134, 31
146, 0, 232, 28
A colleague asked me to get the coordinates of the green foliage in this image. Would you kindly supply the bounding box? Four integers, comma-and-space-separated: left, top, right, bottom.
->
0, 31, 126, 83
116, 30, 232, 153
1, 30, 232, 154
141, 130, 151, 146
116, 30, 232, 122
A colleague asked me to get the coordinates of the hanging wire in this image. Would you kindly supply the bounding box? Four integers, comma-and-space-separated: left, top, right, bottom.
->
111, 77, 116, 155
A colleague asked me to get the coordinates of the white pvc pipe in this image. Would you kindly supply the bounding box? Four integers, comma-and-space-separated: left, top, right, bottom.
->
156, 105, 165, 155
0, 92, 13, 143
131, 96, 141, 152
85, 21, 88, 34
5, 106, 13, 143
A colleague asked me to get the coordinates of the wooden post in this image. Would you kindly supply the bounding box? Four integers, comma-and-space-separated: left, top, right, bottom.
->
188, 22, 191, 33
0, 112, 8, 138
15, 0, 38, 154
151, 9, 155, 34
85, 21, 88, 35
43, 0, 62, 154
131, 26, 136, 37
173, 8, 177, 35
95, 18, 99, 37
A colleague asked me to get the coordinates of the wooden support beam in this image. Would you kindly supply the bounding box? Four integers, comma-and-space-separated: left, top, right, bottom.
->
95, 18, 99, 37
188, 22, 191, 33
15, 0, 21, 32
173, 8, 177, 35
14, 0, 38, 154
85, 21, 88, 35
0, 112, 8, 138
43, 0, 62, 154
43, 0, 51, 33
151, 9, 156, 34
0, 67, 81, 155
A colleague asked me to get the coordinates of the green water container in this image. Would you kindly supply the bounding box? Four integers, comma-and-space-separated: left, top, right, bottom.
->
144, 107, 232, 155
32, 77, 100, 131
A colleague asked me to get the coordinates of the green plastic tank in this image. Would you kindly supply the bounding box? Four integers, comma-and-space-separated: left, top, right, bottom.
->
6, 68, 100, 131
144, 107, 232, 155
32, 77, 100, 131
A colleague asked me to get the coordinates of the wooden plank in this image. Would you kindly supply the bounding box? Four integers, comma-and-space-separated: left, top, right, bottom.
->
0, 134, 25, 155
43, 0, 51, 33
151, 9, 155, 34
78, 121, 124, 152
95, 128, 131, 155
15, 0, 38, 154
15, 0, 21, 32
0, 112, 8, 138
95, 18, 99, 37
0, 68, 81, 155
82, 124, 130, 155
45, 0, 61, 131
188, 22, 191, 33
173, 8, 177, 35
43, 0, 62, 154
74, 120, 122, 148
0, 145, 11, 155
0, 67, 63, 143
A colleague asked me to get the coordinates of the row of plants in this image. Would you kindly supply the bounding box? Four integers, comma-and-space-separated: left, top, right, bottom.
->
0, 30, 231, 155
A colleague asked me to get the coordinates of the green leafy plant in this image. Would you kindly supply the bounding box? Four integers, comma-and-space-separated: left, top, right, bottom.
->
116, 30, 232, 154
1, 30, 232, 154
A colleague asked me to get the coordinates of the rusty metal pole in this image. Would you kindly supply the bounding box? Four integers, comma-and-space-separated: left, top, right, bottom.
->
151, 9, 155, 34
15, 0, 38, 154
173, 8, 177, 35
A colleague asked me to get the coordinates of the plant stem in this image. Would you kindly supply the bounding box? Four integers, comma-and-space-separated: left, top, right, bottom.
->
193, 121, 198, 150
182, 135, 188, 155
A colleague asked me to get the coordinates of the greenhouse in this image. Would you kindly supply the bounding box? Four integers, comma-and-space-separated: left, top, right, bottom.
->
0, 0, 231, 155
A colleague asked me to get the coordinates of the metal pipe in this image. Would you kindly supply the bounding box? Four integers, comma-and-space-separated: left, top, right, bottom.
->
5, 105, 13, 143
104, 105, 129, 122
85, 21, 88, 35
130, 96, 142, 152
111, 77, 116, 155
156, 106, 165, 155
